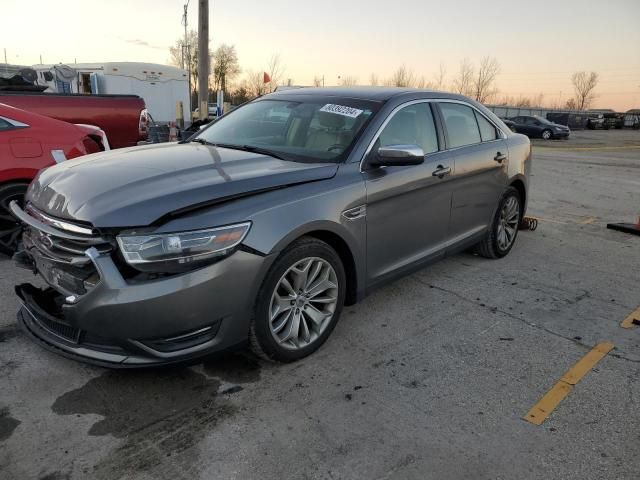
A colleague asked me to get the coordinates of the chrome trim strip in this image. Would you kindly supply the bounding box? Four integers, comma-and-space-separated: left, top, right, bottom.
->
161, 327, 213, 343
342, 205, 367, 220
25, 205, 95, 236
10, 201, 101, 242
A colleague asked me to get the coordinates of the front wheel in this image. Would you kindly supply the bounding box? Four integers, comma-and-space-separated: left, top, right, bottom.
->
0, 183, 29, 256
475, 187, 521, 259
541, 129, 552, 140
249, 237, 346, 362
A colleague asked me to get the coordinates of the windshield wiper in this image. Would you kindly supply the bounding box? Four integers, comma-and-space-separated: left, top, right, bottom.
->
189, 138, 216, 146
212, 143, 286, 160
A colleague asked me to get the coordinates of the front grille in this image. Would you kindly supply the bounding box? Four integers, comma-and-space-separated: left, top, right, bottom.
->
37, 315, 81, 343
22, 205, 113, 297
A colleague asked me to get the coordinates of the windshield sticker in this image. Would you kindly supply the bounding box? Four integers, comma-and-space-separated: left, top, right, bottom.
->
319, 104, 363, 118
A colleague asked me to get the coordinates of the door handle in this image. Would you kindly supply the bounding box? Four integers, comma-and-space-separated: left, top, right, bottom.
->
494, 152, 507, 163
432, 165, 451, 178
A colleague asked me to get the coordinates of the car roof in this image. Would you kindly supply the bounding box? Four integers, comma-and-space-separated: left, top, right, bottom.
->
265, 86, 470, 102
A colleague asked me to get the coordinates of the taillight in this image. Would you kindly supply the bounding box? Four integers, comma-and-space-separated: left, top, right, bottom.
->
139, 109, 150, 138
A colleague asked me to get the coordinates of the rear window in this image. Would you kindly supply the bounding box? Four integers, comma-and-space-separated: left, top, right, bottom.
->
474, 111, 498, 142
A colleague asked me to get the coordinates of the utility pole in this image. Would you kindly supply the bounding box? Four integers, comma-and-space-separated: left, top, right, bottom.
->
197, 0, 209, 120
3, 48, 7, 65
182, 1, 192, 113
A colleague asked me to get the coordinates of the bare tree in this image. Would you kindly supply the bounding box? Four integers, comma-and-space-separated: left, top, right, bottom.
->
565, 98, 578, 110
212, 44, 240, 94
389, 65, 415, 87
453, 59, 474, 96
169, 30, 199, 96
340, 75, 358, 86
571, 71, 599, 110
415, 75, 428, 89
472, 56, 500, 103
312, 75, 323, 87
245, 70, 268, 97
433, 62, 446, 90
369, 73, 379, 86
266, 54, 285, 92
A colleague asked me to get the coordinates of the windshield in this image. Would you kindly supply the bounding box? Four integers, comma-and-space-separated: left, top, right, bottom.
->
194, 97, 379, 163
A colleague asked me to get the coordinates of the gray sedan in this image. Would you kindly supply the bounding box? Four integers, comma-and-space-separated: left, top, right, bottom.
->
11, 87, 531, 366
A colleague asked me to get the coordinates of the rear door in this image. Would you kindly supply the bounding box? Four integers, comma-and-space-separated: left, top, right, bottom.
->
364, 101, 455, 286
435, 101, 508, 245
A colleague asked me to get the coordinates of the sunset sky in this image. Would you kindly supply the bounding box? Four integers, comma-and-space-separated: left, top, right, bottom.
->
3, 0, 640, 110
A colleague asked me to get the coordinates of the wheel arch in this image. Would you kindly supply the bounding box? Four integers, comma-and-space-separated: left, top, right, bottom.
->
267, 222, 361, 307
509, 177, 527, 216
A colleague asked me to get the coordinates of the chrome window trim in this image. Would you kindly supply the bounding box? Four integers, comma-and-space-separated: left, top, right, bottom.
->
359, 98, 507, 172
359, 99, 440, 172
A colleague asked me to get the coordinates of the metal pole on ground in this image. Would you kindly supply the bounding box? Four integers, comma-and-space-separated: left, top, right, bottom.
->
197, 0, 209, 120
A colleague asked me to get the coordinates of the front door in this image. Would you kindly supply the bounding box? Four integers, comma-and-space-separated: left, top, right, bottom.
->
363, 101, 455, 287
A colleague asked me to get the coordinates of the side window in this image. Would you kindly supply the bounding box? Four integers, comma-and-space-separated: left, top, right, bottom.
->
440, 103, 481, 148
378, 103, 438, 154
0, 118, 12, 131
0, 117, 29, 132
474, 111, 498, 142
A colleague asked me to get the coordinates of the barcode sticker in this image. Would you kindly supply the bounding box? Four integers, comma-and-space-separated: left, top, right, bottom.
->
319, 104, 363, 118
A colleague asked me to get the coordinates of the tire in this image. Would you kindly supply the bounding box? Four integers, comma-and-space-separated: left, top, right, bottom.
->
475, 187, 522, 259
0, 182, 29, 257
249, 237, 346, 362
541, 129, 552, 140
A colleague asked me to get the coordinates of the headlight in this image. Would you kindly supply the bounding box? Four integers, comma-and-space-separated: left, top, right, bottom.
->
117, 222, 251, 269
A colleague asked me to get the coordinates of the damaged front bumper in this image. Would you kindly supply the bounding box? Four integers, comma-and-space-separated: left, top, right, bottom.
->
11, 202, 273, 367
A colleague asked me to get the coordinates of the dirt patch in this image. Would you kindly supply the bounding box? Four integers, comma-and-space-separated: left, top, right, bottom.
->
0, 325, 18, 343
0, 406, 21, 441
202, 352, 262, 384
51, 368, 238, 479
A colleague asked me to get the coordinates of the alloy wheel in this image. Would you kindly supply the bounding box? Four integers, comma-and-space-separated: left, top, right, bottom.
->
496, 196, 520, 251
269, 256, 339, 350
542, 130, 552, 140
0, 187, 26, 255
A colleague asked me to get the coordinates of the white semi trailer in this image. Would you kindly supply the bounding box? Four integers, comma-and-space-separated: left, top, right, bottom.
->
32, 62, 190, 124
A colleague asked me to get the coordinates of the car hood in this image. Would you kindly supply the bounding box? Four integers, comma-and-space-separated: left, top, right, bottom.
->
26, 142, 338, 228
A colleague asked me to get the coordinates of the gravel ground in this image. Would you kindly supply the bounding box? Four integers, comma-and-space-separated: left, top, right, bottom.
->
1, 135, 639, 480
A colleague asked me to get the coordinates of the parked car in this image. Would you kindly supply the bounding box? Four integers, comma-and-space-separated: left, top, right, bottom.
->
12, 87, 531, 367
586, 113, 605, 130
193, 103, 219, 119
501, 118, 517, 132
507, 115, 570, 139
0, 92, 148, 148
546, 112, 589, 130
1, 103, 108, 255
602, 113, 624, 130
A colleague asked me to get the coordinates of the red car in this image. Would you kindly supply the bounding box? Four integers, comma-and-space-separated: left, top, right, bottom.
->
0, 103, 108, 255
0, 93, 148, 149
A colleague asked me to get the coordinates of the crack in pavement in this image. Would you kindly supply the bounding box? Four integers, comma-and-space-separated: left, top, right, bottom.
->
411, 277, 640, 365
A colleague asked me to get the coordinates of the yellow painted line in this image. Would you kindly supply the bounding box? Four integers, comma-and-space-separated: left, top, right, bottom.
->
580, 216, 597, 225
621, 306, 640, 329
524, 342, 615, 425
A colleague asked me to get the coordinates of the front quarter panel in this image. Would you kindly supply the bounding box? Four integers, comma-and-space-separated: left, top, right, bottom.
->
155, 162, 368, 296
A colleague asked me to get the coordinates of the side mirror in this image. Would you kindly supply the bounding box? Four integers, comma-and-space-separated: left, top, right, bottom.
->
369, 145, 425, 168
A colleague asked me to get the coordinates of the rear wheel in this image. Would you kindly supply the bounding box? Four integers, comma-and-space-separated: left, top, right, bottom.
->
475, 187, 521, 259
0, 183, 28, 256
541, 129, 552, 140
249, 237, 346, 362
